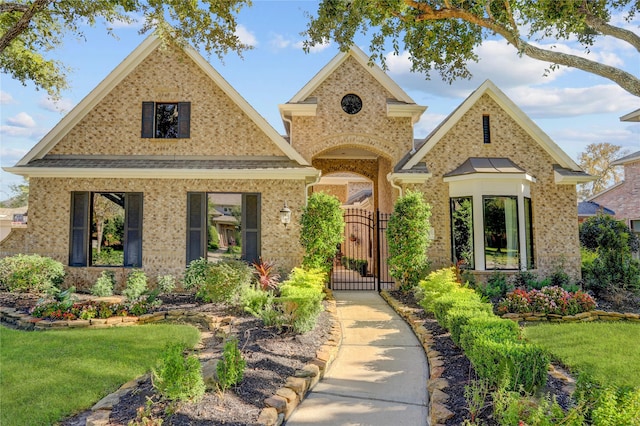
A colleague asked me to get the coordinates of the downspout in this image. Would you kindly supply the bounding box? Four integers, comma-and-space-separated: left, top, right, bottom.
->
387, 173, 403, 198
305, 172, 322, 206
282, 116, 293, 145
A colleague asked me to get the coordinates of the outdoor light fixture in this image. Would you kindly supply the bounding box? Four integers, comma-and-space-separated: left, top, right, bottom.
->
279, 201, 292, 227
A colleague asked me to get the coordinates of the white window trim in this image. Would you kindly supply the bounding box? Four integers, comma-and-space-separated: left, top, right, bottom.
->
446, 176, 533, 271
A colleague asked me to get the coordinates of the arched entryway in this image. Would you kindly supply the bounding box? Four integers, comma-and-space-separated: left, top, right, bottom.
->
309, 147, 395, 290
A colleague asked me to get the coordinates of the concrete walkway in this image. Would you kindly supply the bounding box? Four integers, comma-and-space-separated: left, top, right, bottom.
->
286, 291, 429, 426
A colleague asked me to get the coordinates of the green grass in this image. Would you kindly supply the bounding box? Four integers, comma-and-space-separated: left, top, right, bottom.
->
523, 322, 640, 387
0, 324, 200, 426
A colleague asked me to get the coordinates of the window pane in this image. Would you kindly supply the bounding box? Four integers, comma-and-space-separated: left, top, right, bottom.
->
450, 197, 474, 269
483, 196, 519, 269
524, 197, 535, 269
207, 193, 243, 261
155, 103, 178, 138
91, 193, 125, 266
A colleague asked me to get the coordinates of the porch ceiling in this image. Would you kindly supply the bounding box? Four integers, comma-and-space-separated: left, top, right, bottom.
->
314, 147, 379, 160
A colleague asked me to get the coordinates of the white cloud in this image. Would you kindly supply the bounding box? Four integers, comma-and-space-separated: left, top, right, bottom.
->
0, 91, 14, 105
6, 112, 36, 128
295, 39, 331, 53
38, 96, 74, 113
269, 34, 292, 50
236, 24, 257, 47
506, 84, 639, 119
387, 40, 568, 98
0, 145, 28, 162
107, 14, 144, 29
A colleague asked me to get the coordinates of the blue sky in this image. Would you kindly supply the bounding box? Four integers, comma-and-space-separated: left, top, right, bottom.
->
1, 0, 639, 200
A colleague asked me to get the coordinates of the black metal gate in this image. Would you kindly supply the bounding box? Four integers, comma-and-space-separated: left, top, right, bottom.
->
330, 209, 393, 291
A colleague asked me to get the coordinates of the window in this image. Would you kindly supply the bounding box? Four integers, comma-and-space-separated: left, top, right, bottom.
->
450, 197, 474, 269
186, 192, 260, 265
482, 115, 491, 144
141, 101, 190, 138
483, 196, 519, 269
69, 192, 143, 267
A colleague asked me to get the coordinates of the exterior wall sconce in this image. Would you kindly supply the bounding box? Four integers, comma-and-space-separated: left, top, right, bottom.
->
279, 201, 292, 227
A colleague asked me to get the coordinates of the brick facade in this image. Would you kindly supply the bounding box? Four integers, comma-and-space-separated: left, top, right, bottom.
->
590, 158, 640, 224
1, 38, 585, 288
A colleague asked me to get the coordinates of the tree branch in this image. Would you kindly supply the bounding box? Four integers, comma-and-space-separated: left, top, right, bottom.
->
0, 0, 52, 54
0, 3, 29, 13
522, 42, 640, 97
585, 15, 640, 52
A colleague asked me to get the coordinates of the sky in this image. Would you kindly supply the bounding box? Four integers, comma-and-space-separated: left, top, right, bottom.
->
1, 0, 639, 200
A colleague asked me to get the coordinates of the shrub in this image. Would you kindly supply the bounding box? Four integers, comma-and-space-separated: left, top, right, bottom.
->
300, 192, 345, 274
91, 270, 115, 297
590, 386, 640, 426
458, 316, 521, 353
431, 290, 483, 325
241, 286, 283, 328
0, 254, 65, 293
387, 190, 432, 292
465, 334, 549, 392
497, 286, 596, 315
183, 258, 210, 291
278, 268, 326, 333
445, 306, 492, 345
216, 338, 246, 393
153, 343, 205, 402
195, 260, 253, 305
156, 275, 176, 293
580, 213, 639, 253
416, 267, 459, 311
208, 225, 219, 251
122, 269, 148, 301
479, 271, 513, 298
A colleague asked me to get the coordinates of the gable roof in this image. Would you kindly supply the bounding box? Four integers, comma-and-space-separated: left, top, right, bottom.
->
279, 45, 426, 128
401, 80, 582, 172
611, 150, 640, 166
577, 201, 615, 217
15, 34, 309, 167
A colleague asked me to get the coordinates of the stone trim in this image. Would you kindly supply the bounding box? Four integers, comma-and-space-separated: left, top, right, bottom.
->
381, 291, 454, 425
257, 291, 342, 426
502, 310, 640, 323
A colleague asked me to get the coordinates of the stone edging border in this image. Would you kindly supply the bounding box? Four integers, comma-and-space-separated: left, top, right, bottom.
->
257, 289, 342, 426
501, 310, 640, 323
0, 292, 343, 426
380, 290, 454, 426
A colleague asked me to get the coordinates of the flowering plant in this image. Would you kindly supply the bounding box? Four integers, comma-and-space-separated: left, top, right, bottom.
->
498, 286, 596, 315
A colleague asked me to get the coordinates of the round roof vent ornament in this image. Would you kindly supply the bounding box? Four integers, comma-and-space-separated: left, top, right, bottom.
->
341, 93, 362, 115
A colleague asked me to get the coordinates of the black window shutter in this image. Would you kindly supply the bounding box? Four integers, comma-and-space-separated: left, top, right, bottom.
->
123, 193, 143, 267
242, 193, 261, 264
69, 192, 90, 267
141, 102, 155, 138
186, 192, 207, 265
178, 102, 191, 138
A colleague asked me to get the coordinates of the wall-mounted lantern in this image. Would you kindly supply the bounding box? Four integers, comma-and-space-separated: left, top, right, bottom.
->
279, 201, 292, 228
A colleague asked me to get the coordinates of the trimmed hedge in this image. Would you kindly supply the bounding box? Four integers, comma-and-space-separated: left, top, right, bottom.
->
417, 267, 549, 392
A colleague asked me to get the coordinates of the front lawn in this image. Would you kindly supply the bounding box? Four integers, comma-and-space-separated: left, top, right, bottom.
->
0, 324, 200, 426
522, 321, 640, 388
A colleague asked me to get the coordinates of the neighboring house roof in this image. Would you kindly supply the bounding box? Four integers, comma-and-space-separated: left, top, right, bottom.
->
611, 150, 640, 166
279, 45, 426, 129
401, 80, 585, 173
577, 201, 615, 217
0, 207, 28, 220
12, 34, 310, 168
620, 108, 640, 122
345, 189, 372, 206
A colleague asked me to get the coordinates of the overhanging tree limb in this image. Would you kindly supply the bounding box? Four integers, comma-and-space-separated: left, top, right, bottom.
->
0, 0, 51, 53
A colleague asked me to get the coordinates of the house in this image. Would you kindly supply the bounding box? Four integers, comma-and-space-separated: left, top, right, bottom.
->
577, 201, 615, 223
0, 207, 27, 242
587, 150, 640, 239
1, 35, 591, 289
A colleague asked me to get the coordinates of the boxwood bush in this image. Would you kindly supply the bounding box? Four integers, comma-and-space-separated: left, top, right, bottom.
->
184, 259, 253, 305
417, 266, 549, 392
0, 254, 65, 293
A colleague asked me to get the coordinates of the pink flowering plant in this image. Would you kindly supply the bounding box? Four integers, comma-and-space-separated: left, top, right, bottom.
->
497, 286, 596, 315
31, 300, 154, 321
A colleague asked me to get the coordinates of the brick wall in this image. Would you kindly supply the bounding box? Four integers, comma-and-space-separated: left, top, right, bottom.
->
406, 94, 581, 279
591, 160, 640, 222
